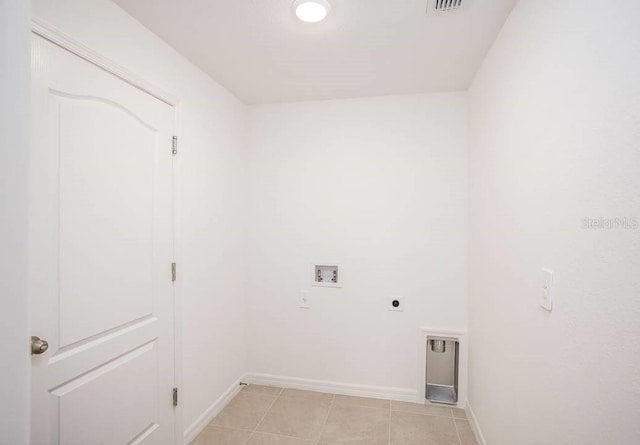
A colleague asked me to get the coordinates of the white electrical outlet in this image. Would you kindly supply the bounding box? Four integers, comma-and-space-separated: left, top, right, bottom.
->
388, 296, 404, 312
299, 291, 311, 309
540, 268, 553, 311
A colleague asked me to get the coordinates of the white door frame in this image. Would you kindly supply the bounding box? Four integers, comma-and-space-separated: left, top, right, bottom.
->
31, 18, 184, 445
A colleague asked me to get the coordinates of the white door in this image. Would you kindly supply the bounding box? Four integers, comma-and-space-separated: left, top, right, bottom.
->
30, 34, 176, 445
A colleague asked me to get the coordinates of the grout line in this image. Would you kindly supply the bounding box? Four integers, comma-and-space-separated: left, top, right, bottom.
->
252, 430, 317, 442
453, 417, 463, 445
315, 393, 336, 444
203, 424, 255, 434
388, 399, 392, 445
211, 387, 473, 445
389, 409, 454, 419
278, 394, 334, 401
276, 388, 336, 402
246, 386, 283, 444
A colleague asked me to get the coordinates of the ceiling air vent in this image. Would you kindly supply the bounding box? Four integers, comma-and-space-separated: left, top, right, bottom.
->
427, 0, 468, 14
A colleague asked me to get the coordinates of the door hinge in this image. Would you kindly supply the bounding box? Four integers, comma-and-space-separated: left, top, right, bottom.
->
172, 136, 178, 155
173, 387, 178, 407
171, 262, 177, 282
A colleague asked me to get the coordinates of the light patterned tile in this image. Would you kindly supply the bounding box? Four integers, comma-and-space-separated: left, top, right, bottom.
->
452, 407, 467, 419
455, 419, 479, 445
390, 411, 459, 445
190, 426, 251, 445
333, 394, 390, 409
247, 432, 315, 445
256, 396, 331, 441
391, 400, 453, 418
280, 388, 333, 401
242, 384, 283, 396
212, 392, 276, 430
319, 404, 389, 445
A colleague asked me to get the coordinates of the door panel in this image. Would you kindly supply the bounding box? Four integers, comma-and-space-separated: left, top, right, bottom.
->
54, 342, 158, 445
57, 93, 156, 347
30, 34, 175, 444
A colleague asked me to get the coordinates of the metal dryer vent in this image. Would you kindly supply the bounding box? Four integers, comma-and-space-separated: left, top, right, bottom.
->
425, 336, 460, 405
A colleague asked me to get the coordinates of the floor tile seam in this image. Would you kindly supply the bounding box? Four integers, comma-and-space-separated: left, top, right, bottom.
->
453, 415, 464, 445
204, 424, 253, 434
248, 388, 283, 443
250, 429, 319, 443
332, 402, 391, 412
277, 394, 334, 403
239, 391, 282, 401
387, 399, 392, 445
315, 393, 336, 443
390, 409, 455, 419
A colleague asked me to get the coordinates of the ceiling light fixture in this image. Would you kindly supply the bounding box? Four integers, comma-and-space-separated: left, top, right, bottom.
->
293, 0, 331, 23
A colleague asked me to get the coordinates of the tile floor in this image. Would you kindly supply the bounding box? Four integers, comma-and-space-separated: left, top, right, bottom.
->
191, 385, 478, 445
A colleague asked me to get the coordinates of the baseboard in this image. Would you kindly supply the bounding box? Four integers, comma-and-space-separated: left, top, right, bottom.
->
243, 372, 417, 402
184, 372, 419, 444
183, 375, 246, 444
465, 399, 487, 445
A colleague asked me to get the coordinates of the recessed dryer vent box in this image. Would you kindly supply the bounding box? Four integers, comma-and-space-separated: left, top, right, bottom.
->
312, 264, 341, 288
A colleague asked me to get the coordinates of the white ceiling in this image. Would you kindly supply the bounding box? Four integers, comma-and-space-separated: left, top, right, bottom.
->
113, 0, 516, 104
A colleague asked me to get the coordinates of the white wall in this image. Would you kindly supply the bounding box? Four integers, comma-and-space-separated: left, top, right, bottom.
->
31, 0, 248, 435
467, 0, 640, 444
246, 93, 468, 394
0, 0, 31, 443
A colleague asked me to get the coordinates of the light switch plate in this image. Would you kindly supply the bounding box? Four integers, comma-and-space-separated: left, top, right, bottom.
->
540, 268, 553, 311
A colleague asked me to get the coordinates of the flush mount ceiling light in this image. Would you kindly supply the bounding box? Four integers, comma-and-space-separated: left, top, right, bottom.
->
293, 0, 331, 23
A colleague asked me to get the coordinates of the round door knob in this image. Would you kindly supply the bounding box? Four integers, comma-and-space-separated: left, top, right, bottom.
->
31, 336, 49, 355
